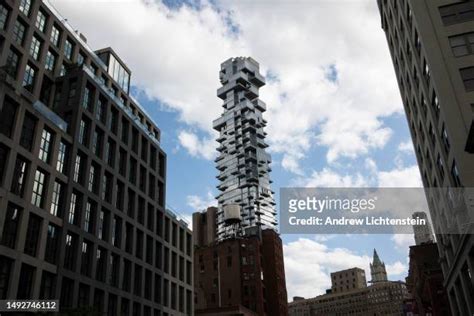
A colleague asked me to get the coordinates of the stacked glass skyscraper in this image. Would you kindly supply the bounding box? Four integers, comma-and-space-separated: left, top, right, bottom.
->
213, 57, 277, 239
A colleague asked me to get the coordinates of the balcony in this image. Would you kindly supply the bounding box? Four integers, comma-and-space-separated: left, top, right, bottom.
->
33, 101, 68, 132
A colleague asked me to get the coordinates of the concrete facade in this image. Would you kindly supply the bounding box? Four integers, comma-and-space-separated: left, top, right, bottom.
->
0, 0, 192, 314
412, 211, 434, 245
377, 0, 474, 313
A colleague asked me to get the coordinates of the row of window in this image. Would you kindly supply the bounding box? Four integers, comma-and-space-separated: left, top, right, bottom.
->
383, 1, 463, 189
1, 202, 192, 284
0, 255, 192, 315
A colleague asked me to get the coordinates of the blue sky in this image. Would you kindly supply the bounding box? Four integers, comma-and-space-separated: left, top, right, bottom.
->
52, 0, 424, 298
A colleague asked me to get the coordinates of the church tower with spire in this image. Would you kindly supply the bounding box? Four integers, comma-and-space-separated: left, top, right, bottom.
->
370, 249, 388, 283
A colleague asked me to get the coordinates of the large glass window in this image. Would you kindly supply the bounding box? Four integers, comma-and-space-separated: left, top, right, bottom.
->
11, 157, 28, 196
68, 192, 78, 224
30, 35, 42, 60
84, 201, 95, 234
31, 169, 46, 208
35, 10, 47, 32
45, 50, 56, 71
0, 256, 13, 299
0, 96, 17, 137
5, 48, 20, 78
449, 32, 474, 57
50, 25, 60, 47
19, 0, 31, 16
64, 39, 73, 60
24, 214, 42, 257
1, 204, 22, 249
0, 5, 9, 30
56, 141, 68, 174
88, 164, 96, 192
50, 181, 63, 217
12, 20, 26, 45
20, 112, 36, 150
73, 154, 81, 183
64, 233, 77, 271
108, 54, 130, 93
22, 63, 36, 92
38, 129, 53, 163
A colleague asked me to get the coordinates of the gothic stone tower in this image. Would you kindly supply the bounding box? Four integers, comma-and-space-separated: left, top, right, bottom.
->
370, 249, 388, 283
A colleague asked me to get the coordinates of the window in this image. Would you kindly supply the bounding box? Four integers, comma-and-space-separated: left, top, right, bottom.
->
92, 128, 103, 157
13, 20, 26, 45
30, 35, 42, 60
79, 118, 89, 145
44, 224, 61, 264
440, 2, 474, 26
1, 204, 22, 249
123, 260, 131, 292
460, 67, 474, 92
60, 63, 66, 76
96, 98, 107, 123
50, 25, 60, 46
49, 181, 62, 217
81, 241, 92, 276
121, 118, 129, 144
82, 85, 93, 111
5, 48, 20, 78
19, 0, 31, 16
109, 254, 120, 287
106, 138, 115, 167
24, 214, 42, 257
56, 141, 68, 173
84, 201, 96, 234
64, 233, 78, 271
77, 52, 86, 66
11, 157, 28, 196
0, 5, 9, 30
0, 145, 9, 185
102, 173, 112, 203
20, 112, 36, 150
73, 154, 81, 183
451, 161, 462, 187
17, 264, 35, 299
38, 129, 53, 162
31, 169, 46, 208
0, 256, 12, 299
68, 192, 79, 225
0, 96, 17, 137
35, 10, 47, 32
437, 154, 445, 181
134, 264, 142, 296
96, 247, 106, 281
23, 63, 36, 92
45, 50, 56, 71
64, 39, 73, 60
451, 33, 474, 57
39, 272, 56, 299
98, 209, 108, 240
441, 124, 450, 154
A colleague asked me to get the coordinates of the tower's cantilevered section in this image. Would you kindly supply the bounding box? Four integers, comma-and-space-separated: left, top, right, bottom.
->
213, 57, 276, 239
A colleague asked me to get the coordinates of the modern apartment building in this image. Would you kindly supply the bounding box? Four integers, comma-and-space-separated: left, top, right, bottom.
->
0, 0, 193, 314
213, 57, 276, 240
377, 0, 474, 314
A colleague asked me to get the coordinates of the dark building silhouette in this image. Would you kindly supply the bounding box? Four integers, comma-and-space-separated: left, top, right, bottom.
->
193, 208, 288, 316
377, 0, 474, 314
0, 0, 192, 314
406, 243, 451, 316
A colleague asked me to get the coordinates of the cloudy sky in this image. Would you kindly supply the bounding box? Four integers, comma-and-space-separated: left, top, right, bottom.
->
50, 0, 423, 299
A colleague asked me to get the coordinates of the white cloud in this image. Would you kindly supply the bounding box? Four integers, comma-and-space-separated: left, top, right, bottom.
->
377, 165, 422, 187
283, 237, 407, 299
178, 130, 216, 160
398, 140, 414, 153
50, 0, 403, 171
386, 261, 408, 278
186, 190, 217, 211
296, 168, 368, 188
391, 234, 415, 251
